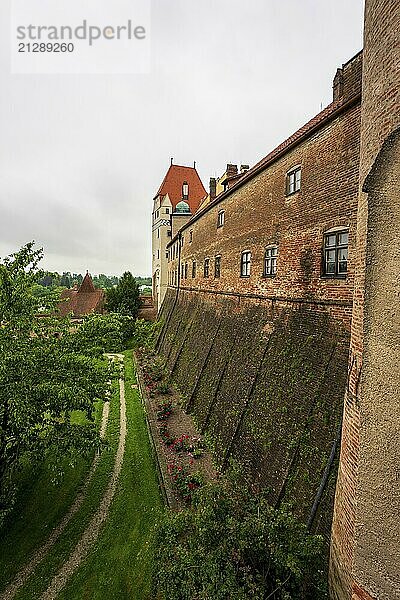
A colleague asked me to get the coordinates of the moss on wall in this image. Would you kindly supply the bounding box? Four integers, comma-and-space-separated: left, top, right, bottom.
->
157, 289, 349, 544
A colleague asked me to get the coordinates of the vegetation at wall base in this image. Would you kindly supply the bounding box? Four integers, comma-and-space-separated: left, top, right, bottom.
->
153, 473, 328, 600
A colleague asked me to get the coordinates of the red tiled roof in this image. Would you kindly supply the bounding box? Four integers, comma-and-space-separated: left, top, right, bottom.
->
79, 272, 96, 293
58, 273, 104, 318
155, 164, 207, 212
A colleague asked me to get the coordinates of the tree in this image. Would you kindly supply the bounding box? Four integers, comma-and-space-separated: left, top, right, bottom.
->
106, 271, 141, 318
0, 243, 112, 524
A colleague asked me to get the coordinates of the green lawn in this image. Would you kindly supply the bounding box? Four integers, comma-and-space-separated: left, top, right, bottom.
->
0, 401, 103, 591
0, 351, 163, 600
57, 350, 164, 600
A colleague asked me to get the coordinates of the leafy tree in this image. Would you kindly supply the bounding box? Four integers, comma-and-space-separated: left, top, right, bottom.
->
106, 271, 141, 318
0, 243, 113, 524
60, 272, 72, 288
153, 477, 327, 599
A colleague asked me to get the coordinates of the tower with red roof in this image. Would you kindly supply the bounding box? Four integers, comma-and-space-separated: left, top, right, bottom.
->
152, 162, 206, 311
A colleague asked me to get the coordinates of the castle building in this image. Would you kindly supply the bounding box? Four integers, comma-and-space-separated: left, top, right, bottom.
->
154, 1, 399, 597
166, 52, 362, 321
151, 162, 206, 312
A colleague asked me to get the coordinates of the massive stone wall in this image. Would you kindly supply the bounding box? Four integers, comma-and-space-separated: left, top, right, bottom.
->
158, 288, 350, 546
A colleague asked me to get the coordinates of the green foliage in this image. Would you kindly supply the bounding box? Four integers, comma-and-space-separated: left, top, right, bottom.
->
153, 478, 327, 600
70, 313, 135, 355
131, 319, 162, 352
106, 271, 141, 318
0, 243, 113, 525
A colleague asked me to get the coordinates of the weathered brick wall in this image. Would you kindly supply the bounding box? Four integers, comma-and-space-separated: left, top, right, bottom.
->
330, 1, 400, 599
159, 50, 363, 590
158, 289, 350, 549
168, 97, 361, 327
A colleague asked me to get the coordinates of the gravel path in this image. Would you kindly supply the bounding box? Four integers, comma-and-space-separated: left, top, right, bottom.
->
40, 354, 126, 600
0, 398, 111, 600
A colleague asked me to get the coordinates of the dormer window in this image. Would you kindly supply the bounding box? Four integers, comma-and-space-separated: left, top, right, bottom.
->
182, 181, 189, 200
286, 166, 301, 195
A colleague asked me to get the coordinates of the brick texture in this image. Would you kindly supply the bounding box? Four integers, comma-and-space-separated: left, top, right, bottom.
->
330, 1, 400, 599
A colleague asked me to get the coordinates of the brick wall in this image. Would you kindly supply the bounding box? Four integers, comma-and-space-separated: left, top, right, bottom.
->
167, 94, 361, 329
330, 1, 400, 599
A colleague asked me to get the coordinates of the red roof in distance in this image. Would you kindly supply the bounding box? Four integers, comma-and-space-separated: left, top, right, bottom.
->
155, 164, 207, 213
58, 272, 104, 318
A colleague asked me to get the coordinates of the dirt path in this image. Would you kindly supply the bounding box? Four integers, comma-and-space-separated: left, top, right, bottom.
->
0, 397, 111, 600
40, 353, 126, 600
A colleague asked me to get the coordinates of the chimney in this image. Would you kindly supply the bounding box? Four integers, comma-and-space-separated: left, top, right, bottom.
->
333, 68, 344, 101
226, 164, 238, 177
209, 177, 217, 200
240, 164, 249, 173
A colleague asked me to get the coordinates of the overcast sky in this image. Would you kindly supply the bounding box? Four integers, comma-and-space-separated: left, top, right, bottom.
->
0, 0, 364, 277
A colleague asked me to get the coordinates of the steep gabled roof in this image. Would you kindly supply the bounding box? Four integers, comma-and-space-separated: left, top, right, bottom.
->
79, 271, 96, 293
58, 272, 104, 318
154, 164, 207, 213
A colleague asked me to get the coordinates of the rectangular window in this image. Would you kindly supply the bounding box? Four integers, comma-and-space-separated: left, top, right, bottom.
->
264, 246, 278, 276
189, 230, 193, 243
240, 251, 251, 277
181, 264, 184, 279
157, 229, 160, 238
286, 166, 301, 195
217, 210, 225, 228
323, 229, 348, 277
214, 256, 221, 278
167, 230, 172, 237
157, 249, 160, 259
185, 262, 188, 279
165, 208, 170, 214
192, 261, 196, 278
204, 258, 210, 278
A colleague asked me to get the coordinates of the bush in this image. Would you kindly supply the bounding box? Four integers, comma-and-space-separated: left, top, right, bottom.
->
153, 479, 327, 600
131, 319, 162, 352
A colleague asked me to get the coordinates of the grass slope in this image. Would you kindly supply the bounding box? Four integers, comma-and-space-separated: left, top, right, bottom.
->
57, 349, 163, 600
0, 401, 102, 591
14, 382, 120, 600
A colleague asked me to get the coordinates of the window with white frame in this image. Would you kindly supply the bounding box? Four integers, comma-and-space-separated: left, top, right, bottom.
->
240, 251, 251, 277
214, 255, 221, 278
204, 258, 210, 278
217, 210, 225, 228
264, 246, 278, 276
323, 228, 349, 277
286, 166, 301, 195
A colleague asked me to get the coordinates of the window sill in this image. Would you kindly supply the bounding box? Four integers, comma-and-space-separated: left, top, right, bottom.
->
320, 274, 347, 280
285, 190, 301, 198
240, 275, 250, 278
261, 273, 276, 278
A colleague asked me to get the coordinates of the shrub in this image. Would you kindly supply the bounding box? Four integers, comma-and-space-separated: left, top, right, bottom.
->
157, 400, 173, 421
153, 479, 327, 600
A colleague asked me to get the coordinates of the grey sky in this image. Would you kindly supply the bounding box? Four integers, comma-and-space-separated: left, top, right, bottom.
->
0, 0, 364, 276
